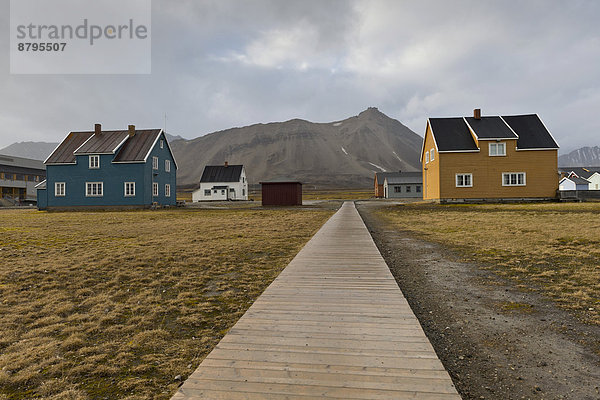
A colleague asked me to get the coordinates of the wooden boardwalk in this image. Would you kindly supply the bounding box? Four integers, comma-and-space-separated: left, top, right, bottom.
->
172, 202, 461, 399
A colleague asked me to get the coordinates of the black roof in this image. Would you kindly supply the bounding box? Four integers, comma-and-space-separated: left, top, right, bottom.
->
200, 165, 244, 182
564, 176, 591, 185
429, 114, 558, 152
464, 117, 518, 139
429, 118, 479, 152
502, 114, 559, 149
562, 167, 600, 179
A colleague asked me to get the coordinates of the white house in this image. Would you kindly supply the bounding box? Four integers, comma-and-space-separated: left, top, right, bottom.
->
559, 176, 590, 191
566, 168, 600, 191
192, 163, 248, 201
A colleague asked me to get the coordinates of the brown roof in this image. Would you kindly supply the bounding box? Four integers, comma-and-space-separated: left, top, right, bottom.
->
45, 132, 94, 164
74, 130, 130, 154
113, 129, 162, 162
46, 129, 164, 164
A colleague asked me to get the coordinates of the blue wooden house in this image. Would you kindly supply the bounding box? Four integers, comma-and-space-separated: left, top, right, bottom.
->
37, 124, 177, 210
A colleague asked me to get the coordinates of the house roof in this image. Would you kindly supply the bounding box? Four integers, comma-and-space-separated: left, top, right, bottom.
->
45, 132, 94, 164
502, 114, 559, 149
200, 165, 244, 183
563, 167, 600, 179
428, 118, 479, 152
0, 154, 45, 170
464, 116, 518, 139
428, 114, 559, 153
46, 128, 169, 165
562, 176, 591, 185
385, 171, 423, 185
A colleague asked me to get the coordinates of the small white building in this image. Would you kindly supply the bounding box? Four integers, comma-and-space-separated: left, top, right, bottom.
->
192, 163, 248, 201
559, 176, 590, 191
566, 168, 600, 191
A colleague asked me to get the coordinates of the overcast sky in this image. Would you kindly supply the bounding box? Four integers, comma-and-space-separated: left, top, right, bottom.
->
1, 0, 599, 153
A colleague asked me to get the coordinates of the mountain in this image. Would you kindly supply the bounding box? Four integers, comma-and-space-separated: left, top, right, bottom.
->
558, 146, 600, 167
171, 107, 423, 188
0, 141, 58, 160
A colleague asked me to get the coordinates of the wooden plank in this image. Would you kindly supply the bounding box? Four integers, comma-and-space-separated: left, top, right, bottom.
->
171, 202, 460, 399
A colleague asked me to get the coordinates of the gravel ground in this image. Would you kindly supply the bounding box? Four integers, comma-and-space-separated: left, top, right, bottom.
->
357, 201, 600, 400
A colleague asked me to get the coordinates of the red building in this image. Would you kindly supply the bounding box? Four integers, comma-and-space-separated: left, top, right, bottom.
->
261, 181, 302, 206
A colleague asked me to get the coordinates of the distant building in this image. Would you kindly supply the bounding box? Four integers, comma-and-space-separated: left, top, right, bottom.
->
383, 172, 422, 199
559, 176, 591, 191
261, 181, 302, 206
192, 163, 248, 201
37, 124, 176, 210
0, 154, 45, 205
374, 172, 396, 198
559, 167, 600, 191
422, 109, 559, 201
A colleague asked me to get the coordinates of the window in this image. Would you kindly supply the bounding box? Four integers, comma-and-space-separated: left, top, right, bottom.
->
430, 149, 434, 161
152, 156, 158, 170
165, 159, 170, 172
502, 172, 526, 186
89, 155, 100, 169
406, 186, 411, 193
456, 173, 473, 187
124, 182, 135, 197
221, 189, 225, 195
489, 142, 506, 156
229, 188, 234, 192
416, 185, 422, 193
425, 151, 429, 164
160, 140, 164, 149
394, 186, 401, 193
153, 182, 158, 196
86, 182, 103, 197
165, 184, 171, 197
204, 189, 211, 196
55, 182, 65, 196
242, 188, 245, 196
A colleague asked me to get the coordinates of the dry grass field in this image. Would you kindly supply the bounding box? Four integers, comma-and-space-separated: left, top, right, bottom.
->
378, 202, 600, 325
0, 207, 333, 400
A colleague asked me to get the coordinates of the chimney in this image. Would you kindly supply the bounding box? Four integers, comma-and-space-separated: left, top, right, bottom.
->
128, 124, 136, 137
473, 108, 481, 120
94, 123, 101, 135
224, 161, 229, 167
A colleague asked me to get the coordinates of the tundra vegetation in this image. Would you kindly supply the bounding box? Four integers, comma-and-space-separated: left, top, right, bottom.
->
378, 202, 600, 326
0, 207, 333, 399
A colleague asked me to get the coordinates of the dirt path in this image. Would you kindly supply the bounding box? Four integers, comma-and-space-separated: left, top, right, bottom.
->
356, 201, 600, 400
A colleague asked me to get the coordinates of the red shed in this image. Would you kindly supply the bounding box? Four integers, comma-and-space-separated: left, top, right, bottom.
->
261, 181, 302, 206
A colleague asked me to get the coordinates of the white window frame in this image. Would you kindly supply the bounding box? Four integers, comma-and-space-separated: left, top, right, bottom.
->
204, 189, 211, 196
86, 182, 103, 197
165, 159, 170, 172
153, 182, 158, 196
430, 148, 434, 161
152, 156, 159, 170
489, 142, 506, 156
89, 155, 100, 169
502, 172, 526, 186
124, 182, 135, 197
160, 139, 164, 149
455, 173, 473, 188
55, 182, 65, 197
425, 151, 429, 164
165, 184, 171, 197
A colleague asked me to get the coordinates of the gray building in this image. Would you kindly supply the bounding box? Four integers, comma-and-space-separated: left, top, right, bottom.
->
0, 154, 46, 205
383, 171, 422, 199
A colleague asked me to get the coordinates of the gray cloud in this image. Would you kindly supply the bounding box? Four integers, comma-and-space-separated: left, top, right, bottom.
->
1, 0, 599, 153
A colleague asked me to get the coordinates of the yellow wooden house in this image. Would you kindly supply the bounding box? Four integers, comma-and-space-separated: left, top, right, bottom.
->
421, 109, 559, 201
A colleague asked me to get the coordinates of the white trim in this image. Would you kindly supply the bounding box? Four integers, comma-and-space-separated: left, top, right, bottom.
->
165, 159, 171, 172
124, 181, 135, 197
89, 155, 100, 169
476, 137, 518, 141
72, 133, 96, 155
438, 149, 480, 153
462, 117, 479, 140
45, 162, 77, 165
143, 131, 162, 163
152, 182, 158, 197
111, 160, 145, 164
515, 147, 559, 151
501, 172, 527, 186
152, 156, 159, 170
499, 115, 520, 138
425, 151, 429, 164
35, 179, 47, 189
85, 181, 103, 197
420, 120, 439, 162
111, 135, 130, 153
489, 142, 506, 157
430, 148, 434, 161
165, 183, 171, 197
54, 182, 65, 196
536, 113, 560, 149
455, 173, 473, 187
44, 132, 73, 164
